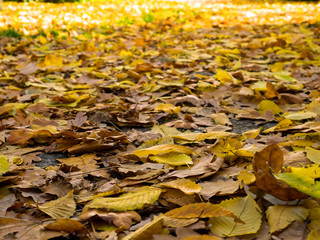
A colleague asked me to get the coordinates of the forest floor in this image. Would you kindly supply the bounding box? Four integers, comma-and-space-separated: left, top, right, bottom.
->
0, 0, 320, 239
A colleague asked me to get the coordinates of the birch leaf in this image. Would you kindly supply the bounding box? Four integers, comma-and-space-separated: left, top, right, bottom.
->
38, 190, 76, 219
0, 155, 9, 175
150, 153, 193, 166
159, 178, 201, 194
306, 148, 320, 164
165, 202, 240, 221
209, 194, 262, 237
275, 164, 320, 198
266, 205, 308, 233
87, 186, 161, 211
122, 214, 164, 240
133, 144, 193, 157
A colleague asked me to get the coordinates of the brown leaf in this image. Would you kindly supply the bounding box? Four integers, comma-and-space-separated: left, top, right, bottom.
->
45, 218, 88, 234
6, 129, 34, 145
79, 208, 141, 229
18, 62, 39, 75
265, 82, 279, 99
68, 112, 87, 128
253, 144, 308, 201
200, 179, 239, 200
165, 202, 241, 222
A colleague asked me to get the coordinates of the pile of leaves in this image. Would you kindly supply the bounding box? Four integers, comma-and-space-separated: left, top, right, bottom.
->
0, 0, 320, 239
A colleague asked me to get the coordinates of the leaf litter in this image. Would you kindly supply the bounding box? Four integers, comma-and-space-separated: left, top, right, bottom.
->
0, 0, 320, 239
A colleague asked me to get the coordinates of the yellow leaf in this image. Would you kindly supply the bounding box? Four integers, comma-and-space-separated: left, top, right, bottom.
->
308, 230, 320, 240
160, 178, 201, 194
271, 62, 285, 72
0, 155, 9, 175
196, 131, 237, 141
0, 103, 28, 117
241, 128, 261, 140
149, 153, 193, 166
215, 69, 237, 84
209, 194, 262, 237
151, 125, 182, 137
38, 190, 76, 219
275, 164, 320, 198
163, 216, 198, 228
210, 113, 232, 125
197, 81, 216, 91
165, 202, 240, 220
283, 111, 317, 120
181, 236, 222, 240
266, 205, 308, 233
231, 58, 241, 70
38, 35, 47, 44
31, 124, 58, 134
303, 200, 320, 232
133, 144, 193, 157
306, 148, 320, 164
285, 164, 320, 178
237, 169, 256, 188
258, 100, 282, 115
250, 81, 267, 91
44, 54, 63, 67
154, 103, 181, 114
87, 186, 161, 211
122, 214, 164, 240
276, 119, 293, 128
119, 50, 133, 59
306, 99, 320, 114
235, 146, 258, 158
274, 73, 297, 83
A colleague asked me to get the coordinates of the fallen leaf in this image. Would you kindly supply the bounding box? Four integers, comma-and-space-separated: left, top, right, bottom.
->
253, 144, 308, 201
209, 194, 262, 237
133, 144, 193, 157
45, 218, 88, 233
87, 186, 161, 211
266, 205, 308, 233
149, 153, 193, 166
79, 209, 141, 229
122, 214, 164, 240
38, 190, 76, 219
165, 202, 240, 220
0, 155, 9, 175
160, 178, 201, 195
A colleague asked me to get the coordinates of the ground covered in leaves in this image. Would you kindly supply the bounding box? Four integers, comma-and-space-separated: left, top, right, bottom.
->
0, 0, 320, 239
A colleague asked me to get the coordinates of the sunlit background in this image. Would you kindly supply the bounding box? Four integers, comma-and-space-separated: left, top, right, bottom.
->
0, 0, 319, 35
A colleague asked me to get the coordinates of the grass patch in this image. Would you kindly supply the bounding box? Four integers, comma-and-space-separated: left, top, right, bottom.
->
0, 27, 22, 39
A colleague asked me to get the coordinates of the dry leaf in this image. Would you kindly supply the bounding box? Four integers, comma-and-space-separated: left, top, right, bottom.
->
38, 190, 76, 219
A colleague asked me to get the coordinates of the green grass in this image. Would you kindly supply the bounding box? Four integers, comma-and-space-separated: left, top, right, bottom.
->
0, 27, 22, 39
